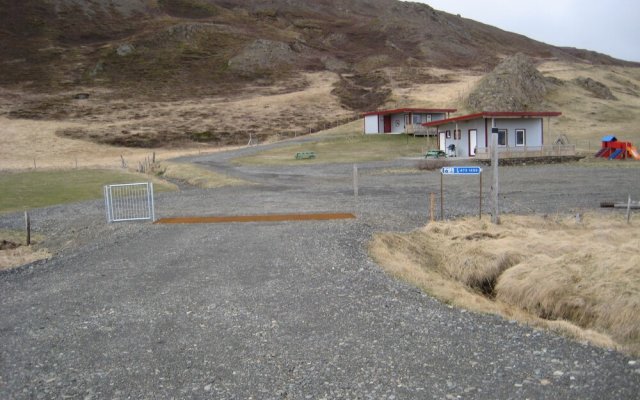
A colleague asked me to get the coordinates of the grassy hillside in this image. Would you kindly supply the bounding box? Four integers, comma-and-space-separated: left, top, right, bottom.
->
541, 62, 640, 149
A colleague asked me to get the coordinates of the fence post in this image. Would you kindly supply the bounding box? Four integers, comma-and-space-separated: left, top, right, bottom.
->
429, 193, 435, 223
353, 164, 359, 199
24, 211, 31, 246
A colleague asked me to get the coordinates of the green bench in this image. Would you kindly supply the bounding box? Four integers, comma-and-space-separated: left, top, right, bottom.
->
295, 151, 316, 160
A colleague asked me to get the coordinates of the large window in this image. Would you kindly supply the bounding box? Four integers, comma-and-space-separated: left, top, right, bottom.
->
497, 129, 507, 146
515, 129, 526, 146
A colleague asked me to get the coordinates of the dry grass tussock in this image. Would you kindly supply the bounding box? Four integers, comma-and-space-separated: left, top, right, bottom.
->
0, 246, 50, 271
0, 231, 50, 271
370, 213, 640, 355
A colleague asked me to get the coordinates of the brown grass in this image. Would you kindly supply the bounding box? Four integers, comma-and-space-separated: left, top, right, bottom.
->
157, 161, 249, 188
0, 246, 50, 271
0, 230, 50, 271
538, 62, 640, 150
2, 63, 638, 172
370, 213, 640, 355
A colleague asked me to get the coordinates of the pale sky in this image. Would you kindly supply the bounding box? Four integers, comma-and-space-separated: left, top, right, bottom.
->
415, 0, 640, 62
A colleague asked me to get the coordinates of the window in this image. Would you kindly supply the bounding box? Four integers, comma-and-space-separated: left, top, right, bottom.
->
413, 114, 423, 124
497, 129, 507, 146
426, 114, 432, 123
446, 130, 451, 138
515, 129, 526, 146
453, 129, 462, 140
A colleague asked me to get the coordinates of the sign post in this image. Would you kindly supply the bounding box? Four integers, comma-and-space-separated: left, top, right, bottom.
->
440, 166, 483, 220
491, 130, 500, 224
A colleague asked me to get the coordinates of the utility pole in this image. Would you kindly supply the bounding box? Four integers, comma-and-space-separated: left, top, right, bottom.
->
491, 129, 500, 224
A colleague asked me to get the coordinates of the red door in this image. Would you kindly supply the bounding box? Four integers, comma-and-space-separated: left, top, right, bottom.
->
383, 115, 391, 133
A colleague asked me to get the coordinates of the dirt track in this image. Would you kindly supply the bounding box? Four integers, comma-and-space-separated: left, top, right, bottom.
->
1, 146, 639, 398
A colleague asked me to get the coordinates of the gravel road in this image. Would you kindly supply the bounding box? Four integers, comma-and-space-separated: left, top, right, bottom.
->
1, 144, 639, 399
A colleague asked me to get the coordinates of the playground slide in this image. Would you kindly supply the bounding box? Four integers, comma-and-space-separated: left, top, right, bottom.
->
609, 149, 623, 159
595, 148, 607, 157
629, 146, 640, 160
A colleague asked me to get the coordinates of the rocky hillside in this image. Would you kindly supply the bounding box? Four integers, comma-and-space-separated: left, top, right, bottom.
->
1, 0, 637, 107
1, 0, 639, 149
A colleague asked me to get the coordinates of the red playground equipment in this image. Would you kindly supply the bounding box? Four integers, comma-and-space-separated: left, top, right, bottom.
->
595, 136, 640, 160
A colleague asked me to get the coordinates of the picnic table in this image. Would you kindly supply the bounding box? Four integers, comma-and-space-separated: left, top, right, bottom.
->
295, 151, 316, 160
425, 149, 447, 159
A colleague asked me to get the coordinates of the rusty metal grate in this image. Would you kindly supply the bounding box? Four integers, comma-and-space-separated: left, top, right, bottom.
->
154, 213, 356, 224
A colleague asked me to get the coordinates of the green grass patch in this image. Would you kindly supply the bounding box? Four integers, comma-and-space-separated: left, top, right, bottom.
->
0, 169, 176, 214
234, 134, 438, 165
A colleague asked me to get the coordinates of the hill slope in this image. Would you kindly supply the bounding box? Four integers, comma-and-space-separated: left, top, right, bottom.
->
1, 0, 636, 96
1, 0, 639, 151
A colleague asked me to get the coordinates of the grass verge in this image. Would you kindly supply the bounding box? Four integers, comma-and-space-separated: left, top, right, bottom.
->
157, 162, 250, 188
0, 169, 176, 214
370, 213, 640, 355
234, 134, 439, 165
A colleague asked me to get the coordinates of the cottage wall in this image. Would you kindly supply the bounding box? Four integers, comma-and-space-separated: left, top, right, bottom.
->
436, 117, 544, 157
364, 115, 380, 134
437, 119, 488, 157
364, 111, 451, 134
492, 118, 543, 147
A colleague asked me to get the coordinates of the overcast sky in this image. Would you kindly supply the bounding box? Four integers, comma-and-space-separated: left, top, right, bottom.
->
415, 0, 640, 62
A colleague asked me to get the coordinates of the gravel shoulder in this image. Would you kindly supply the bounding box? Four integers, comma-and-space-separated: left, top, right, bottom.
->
1, 146, 639, 398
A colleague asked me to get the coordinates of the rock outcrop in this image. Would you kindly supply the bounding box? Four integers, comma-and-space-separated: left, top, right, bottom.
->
466, 53, 549, 112
573, 77, 617, 100
228, 39, 299, 76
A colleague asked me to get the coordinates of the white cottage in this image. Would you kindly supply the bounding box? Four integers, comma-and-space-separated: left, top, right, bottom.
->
422, 111, 563, 158
362, 108, 456, 135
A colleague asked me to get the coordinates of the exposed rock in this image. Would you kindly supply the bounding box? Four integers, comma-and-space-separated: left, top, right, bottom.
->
228, 39, 299, 76
573, 77, 617, 100
321, 56, 350, 72
466, 53, 549, 112
545, 76, 565, 86
331, 71, 391, 111
116, 43, 134, 56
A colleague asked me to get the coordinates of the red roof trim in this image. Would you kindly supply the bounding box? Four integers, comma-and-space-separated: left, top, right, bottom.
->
422, 111, 562, 127
362, 107, 457, 117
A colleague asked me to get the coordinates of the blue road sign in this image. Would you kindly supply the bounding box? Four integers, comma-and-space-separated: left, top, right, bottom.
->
441, 166, 482, 175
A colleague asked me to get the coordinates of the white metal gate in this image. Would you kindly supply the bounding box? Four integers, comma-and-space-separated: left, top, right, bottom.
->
104, 182, 155, 223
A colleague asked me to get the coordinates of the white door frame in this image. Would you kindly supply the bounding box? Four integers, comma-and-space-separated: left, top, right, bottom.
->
469, 129, 477, 157
439, 131, 446, 151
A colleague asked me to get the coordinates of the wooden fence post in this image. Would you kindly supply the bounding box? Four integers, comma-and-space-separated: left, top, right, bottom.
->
353, 164, 359, 199
24, 211, 31, 246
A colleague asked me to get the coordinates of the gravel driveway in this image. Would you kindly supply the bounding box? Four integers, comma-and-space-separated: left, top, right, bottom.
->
1, 144, 639, 398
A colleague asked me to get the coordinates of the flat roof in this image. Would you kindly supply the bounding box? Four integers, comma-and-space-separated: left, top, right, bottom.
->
422, 111, 562, 127
362, 107, 457, 117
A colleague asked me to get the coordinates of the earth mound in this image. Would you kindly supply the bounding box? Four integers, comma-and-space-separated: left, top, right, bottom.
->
573, 77, 618, 100
466, 53, 549, 112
